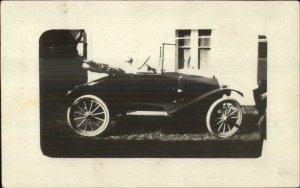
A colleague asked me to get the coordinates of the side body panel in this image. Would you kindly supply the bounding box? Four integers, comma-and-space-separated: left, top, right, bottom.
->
132, 74, 178, 103
66, 72, 222, 117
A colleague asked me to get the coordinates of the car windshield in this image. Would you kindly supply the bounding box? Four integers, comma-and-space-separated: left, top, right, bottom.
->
83, 57, 159, 75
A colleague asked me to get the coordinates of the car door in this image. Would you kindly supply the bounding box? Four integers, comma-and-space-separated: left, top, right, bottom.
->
132, 74, 178, 103
97, 74, 135, 103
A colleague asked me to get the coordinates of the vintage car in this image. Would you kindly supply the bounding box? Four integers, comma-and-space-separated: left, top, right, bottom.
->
65, 60, 244, 138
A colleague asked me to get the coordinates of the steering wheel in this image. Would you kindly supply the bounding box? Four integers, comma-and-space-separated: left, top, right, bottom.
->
138, 56, 151, 70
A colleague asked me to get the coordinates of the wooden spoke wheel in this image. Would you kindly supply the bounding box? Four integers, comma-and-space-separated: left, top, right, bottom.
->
67, 95, 110, 137
206, 98, 243, 138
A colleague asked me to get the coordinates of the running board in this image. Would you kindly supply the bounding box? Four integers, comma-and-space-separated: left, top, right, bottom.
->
126, 111, 169, 116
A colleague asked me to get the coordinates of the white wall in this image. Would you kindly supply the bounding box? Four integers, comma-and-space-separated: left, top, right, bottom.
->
3, 2, 297, 105
78, 2, 270, 105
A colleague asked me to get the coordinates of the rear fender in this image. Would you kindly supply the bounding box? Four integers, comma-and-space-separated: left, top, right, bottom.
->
168, 88, 243, 115
217, 88, 244, 98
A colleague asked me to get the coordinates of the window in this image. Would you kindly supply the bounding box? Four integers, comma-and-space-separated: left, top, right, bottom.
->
176, 29, 211, 70
177, 30, 191, 69
198, 29, 211, 69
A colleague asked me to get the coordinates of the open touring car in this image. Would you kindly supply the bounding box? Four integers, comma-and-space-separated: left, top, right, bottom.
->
65, 58, 244, 138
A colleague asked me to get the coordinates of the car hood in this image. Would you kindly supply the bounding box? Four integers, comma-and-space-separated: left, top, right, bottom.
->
164, 72, 219, 88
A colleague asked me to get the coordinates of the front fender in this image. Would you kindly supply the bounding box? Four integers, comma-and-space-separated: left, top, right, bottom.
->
168, 88, 243, 115
64, 85, 95, 105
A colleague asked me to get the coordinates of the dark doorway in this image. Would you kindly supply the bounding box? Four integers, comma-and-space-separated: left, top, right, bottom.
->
39, 29, 88, 98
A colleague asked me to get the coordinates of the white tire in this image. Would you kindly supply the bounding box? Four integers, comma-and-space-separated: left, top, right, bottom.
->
67, 95, 110, 137
206, 98, 243, 138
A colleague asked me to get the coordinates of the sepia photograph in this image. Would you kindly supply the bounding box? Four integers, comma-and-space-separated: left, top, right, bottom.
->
40, 28, 265, 157
2, 1, 299, 187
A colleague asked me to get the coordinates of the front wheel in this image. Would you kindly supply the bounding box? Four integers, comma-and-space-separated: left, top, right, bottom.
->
206, 98, 243, 138
67, 95, 110, 137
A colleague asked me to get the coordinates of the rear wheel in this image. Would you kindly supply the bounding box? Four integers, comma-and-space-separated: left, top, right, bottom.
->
67, 95, 110, 136
206, 98, 243, 138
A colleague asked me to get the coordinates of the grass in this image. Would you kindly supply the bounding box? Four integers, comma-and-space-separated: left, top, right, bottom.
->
100, 131, 260, 142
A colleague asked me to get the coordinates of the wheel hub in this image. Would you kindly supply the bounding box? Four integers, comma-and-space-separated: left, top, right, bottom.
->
222, 115, 228, 121
85, 112, 93, 119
